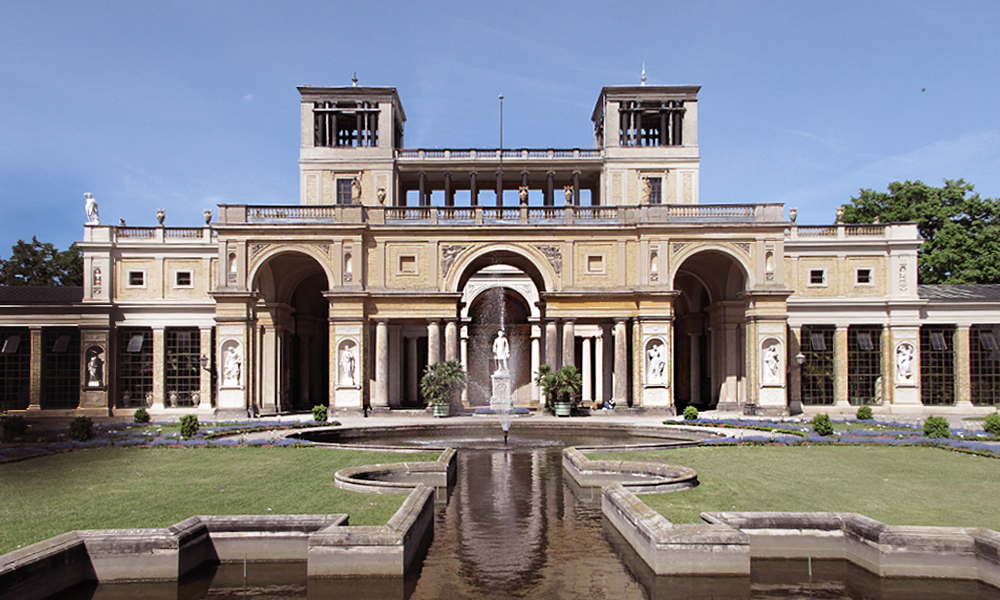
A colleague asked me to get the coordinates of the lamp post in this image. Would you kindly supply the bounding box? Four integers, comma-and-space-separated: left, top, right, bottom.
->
789, 352, 806, 415
498, 93, 504, 206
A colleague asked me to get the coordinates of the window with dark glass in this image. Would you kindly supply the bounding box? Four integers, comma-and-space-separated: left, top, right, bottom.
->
118, 327, 152, 407
165, 328, 200, 407
857, 269, 872, 284
647, 177, 662, 204
971, 325, 1000, 406
0, 328, 30, 411
921, 325, 955, 405
810, 270, 826, 285
801, 325, 834, 405
42, 327, 80, 409
848, 326, 881, 405
337, 179, 353, 205
175, 271, 192, 287
128, 271, 144, 287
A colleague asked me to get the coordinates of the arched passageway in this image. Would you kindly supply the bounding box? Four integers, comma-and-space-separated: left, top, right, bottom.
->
672, 250, 748, 410
252, 251, 329, 414
466, 283, 532, 406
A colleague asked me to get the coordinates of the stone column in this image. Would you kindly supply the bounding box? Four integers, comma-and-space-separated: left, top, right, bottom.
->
600, 323, 613, 405
582, 336, 592, 406
955, 325, 974, 408
834, 326, 849, 406
689, 333, 701, 406
546, 171, 555, 206
199, 328, 213, 407
545, 320, 559, 368
724, 324, 739, 404
530, 323, 541, 406
460, 323, 470, 405
445, 320, 459, 362
152, 328, 165, 410
789, 326, 802, 410
28, 327, 42, 410
562, 320, 575, 369
407, 336, 418, 405
389, 325, 401, 404
572, 171, 581, 205
373, 320, 389, 408
469, 172, 478, 206
444, 172, 453, 206
614, 319, 629, 403
418, 172, 428, 206
427, 320, 441, 366
595, 329, 604, 407
496, 171, 503, 205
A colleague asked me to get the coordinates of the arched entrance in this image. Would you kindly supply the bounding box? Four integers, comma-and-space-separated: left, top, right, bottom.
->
252, 251, 330, 414
672, 250, 749, 410
453, 249, 550, 409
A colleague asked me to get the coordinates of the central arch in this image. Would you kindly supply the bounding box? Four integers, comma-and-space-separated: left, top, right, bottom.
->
671, 248, 749, 410
453, 247, 550, 408
251, 250, 330, 414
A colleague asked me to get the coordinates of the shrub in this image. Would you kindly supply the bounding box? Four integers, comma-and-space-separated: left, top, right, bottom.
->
1, 415, 27, 441
133, 407, 150, 424
312, 404, 328, 423
985, 412, 1000, 436
179, 414, 199, 439
683, 405, 699, 421
67, 417, 94, 441
811, 413, 834, 437
855, 405, 873, 421
923, 415, 950, 439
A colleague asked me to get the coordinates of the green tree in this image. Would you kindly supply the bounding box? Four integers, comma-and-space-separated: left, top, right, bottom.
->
0, 238, 83, 286
841, 179, 1000, 284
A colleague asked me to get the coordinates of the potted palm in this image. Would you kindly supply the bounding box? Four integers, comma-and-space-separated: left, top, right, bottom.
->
537, 365, 582, 417
421, 360, 467, 417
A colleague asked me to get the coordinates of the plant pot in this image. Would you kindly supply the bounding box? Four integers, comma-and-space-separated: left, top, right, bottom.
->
554, 401, 571, 417
433, 403, 450, 418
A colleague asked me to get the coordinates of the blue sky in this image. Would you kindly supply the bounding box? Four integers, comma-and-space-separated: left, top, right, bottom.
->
2, 1, 999, 255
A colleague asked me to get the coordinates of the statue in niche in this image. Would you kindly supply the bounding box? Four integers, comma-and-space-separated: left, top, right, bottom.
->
340, 346, 356, 387
351, 176, 362, 203
85, 193, 99, 225
377, 187, 386, 204
899, 263, 908, 291
224, 345, 242, 386
641, 177, 651, 203
647, 342, 665, 384
93, 267, 102, 294
763, 343, 780, 384
87, 350, 103, 386
896, 343, 914, 383
492, 330, 510, 372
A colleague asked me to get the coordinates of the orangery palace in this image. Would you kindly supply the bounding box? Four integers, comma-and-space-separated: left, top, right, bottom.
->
1, 83, 999, 419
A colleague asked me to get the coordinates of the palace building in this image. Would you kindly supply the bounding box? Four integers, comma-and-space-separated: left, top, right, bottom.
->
2, 83, 999, 418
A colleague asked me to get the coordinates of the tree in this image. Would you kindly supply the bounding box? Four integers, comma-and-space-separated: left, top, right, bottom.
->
841, 179, 1000, 284
0, 238, 82, 286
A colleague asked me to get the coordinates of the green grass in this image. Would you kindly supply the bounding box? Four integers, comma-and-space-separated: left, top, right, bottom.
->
0, 446, 436, 555
588, 445, 1000, 529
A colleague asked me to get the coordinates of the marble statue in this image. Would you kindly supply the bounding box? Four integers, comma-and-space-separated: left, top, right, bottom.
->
493, 330, 510, 372
764, 343, 780, 383
85, 193, 99, 225
647, 342, 665, 384
896, 343, 913, 382
87, 352, 103, 386
340, 346, 356, 386
224, 345, 242, 386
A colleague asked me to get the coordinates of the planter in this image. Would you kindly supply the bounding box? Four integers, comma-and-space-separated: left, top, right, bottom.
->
432, 403, 450, 418
554, 401, 571, 417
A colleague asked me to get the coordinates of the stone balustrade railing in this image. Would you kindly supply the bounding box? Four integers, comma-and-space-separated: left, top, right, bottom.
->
396, 148, 603, 161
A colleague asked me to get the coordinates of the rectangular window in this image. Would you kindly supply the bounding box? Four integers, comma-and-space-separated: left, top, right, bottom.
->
165, 327, 200, 407
337, 179, 353, 205
0, 328, 30, 411
856, 269, 872, 284
848, 326, 881, 405
41, 327, 80, 409
128, 271, 145, 287
647, 177, 662, 204
921, 325, 955, 406
587, 255, 605, 274
809, 269, 826, 285
175, 271, 192, 287
971, 326, 1000, 406
399, 255, 417, 274
118, 327, 153, 407
801, 325, 835, 405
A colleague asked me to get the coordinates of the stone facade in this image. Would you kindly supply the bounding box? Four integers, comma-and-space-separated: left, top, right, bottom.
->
2, 84, 1000, 417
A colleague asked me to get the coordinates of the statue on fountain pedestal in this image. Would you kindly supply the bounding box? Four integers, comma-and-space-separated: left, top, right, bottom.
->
492, 329, 510, 372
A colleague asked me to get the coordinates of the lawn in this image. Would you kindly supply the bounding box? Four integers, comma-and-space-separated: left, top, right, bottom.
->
0, 445, 436, 555
588, 445, 1000, 530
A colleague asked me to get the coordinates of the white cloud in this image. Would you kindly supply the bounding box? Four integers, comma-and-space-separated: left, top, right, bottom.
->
242, 93, 255, 104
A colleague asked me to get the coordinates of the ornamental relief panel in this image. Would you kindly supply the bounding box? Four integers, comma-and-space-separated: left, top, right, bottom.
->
440, 244, 470, 278
533, 244, 562, 275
